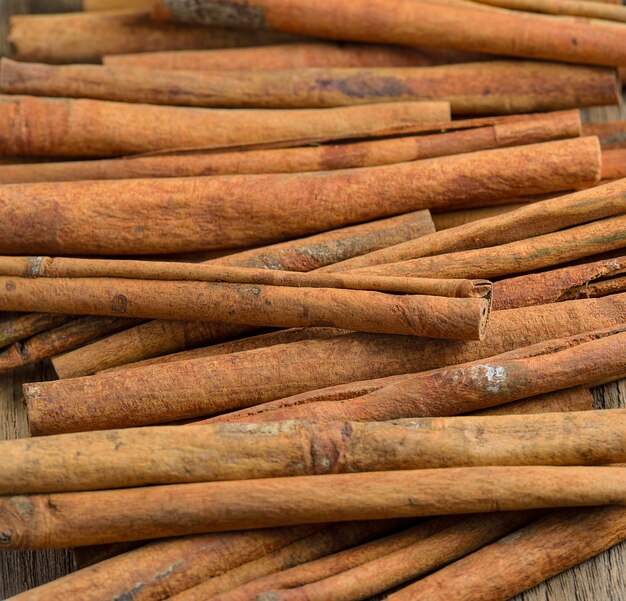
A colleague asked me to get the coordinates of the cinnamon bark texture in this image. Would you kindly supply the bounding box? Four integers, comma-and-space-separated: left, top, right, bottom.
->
388, 506, 626, 601
50, 211, 435, 379
3, 410, 623, 494
601, 148, 626, 179
583, 120, 626, 148
152, 0, 626, 66
0, 96, 450, 159
492, 255, 626, 309
0, 313, 73, 348
0, 110, 582, 184
357, 213, 626, 279
1, 59, 618, 115
327, 176, 625, 270
7, 9, 305, 63
102, 42, 485, 71
203, 326, 626, 424
26, 294, 626, 434
1, 466, 624, 549
473, 0, 626, 22
0, 138, 600, 254
0, 316, 141, 375
83, 0, 155, 8
431, 203, 531, 230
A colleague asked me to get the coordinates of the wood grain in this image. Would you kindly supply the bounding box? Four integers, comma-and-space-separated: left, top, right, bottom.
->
0, 1, 624, 598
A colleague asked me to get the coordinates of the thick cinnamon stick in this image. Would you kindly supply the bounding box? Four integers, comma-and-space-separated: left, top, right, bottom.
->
0, 110, 582, 184
102, 42, 483, 71
326, 177, 625, 271
27, 294, 626, 434
388, 506, 626, 601
492, 255, 626, 309
7, 9, 304, 64
0, 312, 73, 348
357, 213, 626, 279
1, 59, 618, 114
203, 326, 626, 423
50, 211, 435, 378
3, 410, 623, 494
0, 276, 491, 340
0, 138, 600, 254
152, 0, 626, 66
1, 466, 624, 549
473, 0, 626, 22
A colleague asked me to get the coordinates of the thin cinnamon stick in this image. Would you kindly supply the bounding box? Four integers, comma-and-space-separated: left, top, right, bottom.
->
0, 110, 582, 184
3, 410, 623, 494
50, 211, 435, 378
356, 213, 626, 279
152, 0, 626, 66
473, 0, 626, 22
0, 276, 491, 340
0, 138, 600, 254
1, 59, 618, 114
431, 202, 531, 230
0, 312, 73, 348
1, 466, 624, 549
0, 95, 450, 159
388, 506, 626, 601
492, 255, 626, 309
7, 9, 305, 64
27, 294, 626, 434
326, 177, 625, 271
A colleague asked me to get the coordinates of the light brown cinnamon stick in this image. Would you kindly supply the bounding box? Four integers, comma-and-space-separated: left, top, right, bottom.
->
26, 293, 626, 434
473, 0, 626, 22
0, 110, 582, 184
601, 147, 626, 179
431, 202, 531, 230
1, 58, 618, 114
0, 312, 73, 348
388, 506, 626, 601
0, 95, 449, 158
7, 9, 305, 64
1, 466, 624, 549
3, 410, 623, 494
153, 0, 626, 66
0, 137, 600, 254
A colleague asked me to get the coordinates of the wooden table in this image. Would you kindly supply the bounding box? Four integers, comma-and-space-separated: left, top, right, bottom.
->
1, 1, 625, 598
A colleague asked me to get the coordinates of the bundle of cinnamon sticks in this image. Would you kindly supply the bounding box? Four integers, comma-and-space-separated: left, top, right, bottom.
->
1, 1, 626, 600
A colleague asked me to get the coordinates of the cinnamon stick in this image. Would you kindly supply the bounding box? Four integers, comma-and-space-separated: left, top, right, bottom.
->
583, 120, 626, 148
357, 213, 626, 279
0, 95, 450, 159
0, 275, 491, 340
326, 177, 625, 271
388, 506, 626, 601
431, 202, 531, 230
7, 9, 305, 64
83, 0, 154, 9
152, 0, 626, 66
1, 59, 618, 115
0, 110, 582, 184
0, 312, 73, 348
3, 410, 623, 494
0, 138, 600, 254
473, 0, 626, 22
26, 294, 626, 434
601, 148, 626, 179
492, 255, 626, 309
50, 211, 435, 378
1, 466, 624, 549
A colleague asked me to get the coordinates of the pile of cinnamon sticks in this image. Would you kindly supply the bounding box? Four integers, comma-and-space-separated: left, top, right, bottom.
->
1, 0, 626, 599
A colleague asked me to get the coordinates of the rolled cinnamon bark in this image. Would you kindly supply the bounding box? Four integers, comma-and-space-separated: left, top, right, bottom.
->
473, 0, 626, 22
0, 110, 582, 184
102, 42, 485, 71
357, 213, 626, 279
3, 410, 624, 494
0, 316, 141, 375
583, 120, 626, 148
388, 506, 626, 601
152, 0, 626, 66
8, 9, 305, 64
492, 255, 626, 309
50, 210, 435, 378
431, 203, 531, 230
1, 59, 618, 114
0, 95, 450, 159
327, 177, 625, 271
203, 326, 626, 423
0, 138, 600, 254
601, 148, 626, 179
1, 466, 624, 549
0, 275, 491, 340
0, 312, 73, 348
27, 294, 626, 434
